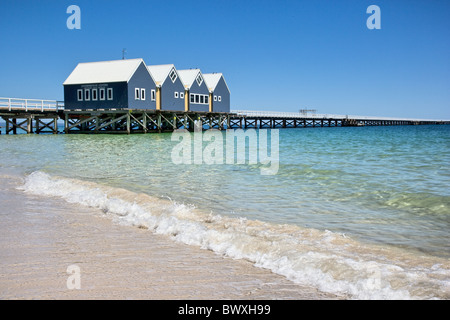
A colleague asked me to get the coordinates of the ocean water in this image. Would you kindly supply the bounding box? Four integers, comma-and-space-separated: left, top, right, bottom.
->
0, 124, 449, 299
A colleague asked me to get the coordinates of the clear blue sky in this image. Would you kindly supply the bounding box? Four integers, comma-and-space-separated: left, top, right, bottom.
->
0, 0, 449, 119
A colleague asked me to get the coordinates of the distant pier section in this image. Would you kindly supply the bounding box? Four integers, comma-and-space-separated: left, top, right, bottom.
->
1, 97, 449, 135
230, 110, 450, 128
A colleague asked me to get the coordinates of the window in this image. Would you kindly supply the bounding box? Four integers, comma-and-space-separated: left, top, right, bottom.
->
214, 95, 217, 102
141, 89, 146, 101
92, 88, 98, 101
84, 88, 90, 101
135, 88, 140, 100
77, 89, 83, 101
200, 95, 204, 104
151, 89, 156, 101
169, 68, 177, 83
180, 92, 184, 99
107, 88, 113, 100
196, 73, 203, 86
100, 88, 105, 100
218, 96, 222, 102
190, 94, 195, 103
205, 95, 209, 104
174, 92, 179, 99
195, 94, 200, 103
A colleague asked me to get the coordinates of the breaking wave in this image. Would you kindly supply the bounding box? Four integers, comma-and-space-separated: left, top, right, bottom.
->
19, 171, 450, 299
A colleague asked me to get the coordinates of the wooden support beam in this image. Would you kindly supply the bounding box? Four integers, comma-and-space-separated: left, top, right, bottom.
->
142, 112, 147, 133
157, 113, 161, 133
34, 118, 57, 134
129, 113, 147, 131
35, 117, 40, 134
5, 118, 29, 134
66, 115, 97, 131
126, 112, 131, 134
27, 117, 32, 134
145, 113, 159, 129
64, 113, 69, 134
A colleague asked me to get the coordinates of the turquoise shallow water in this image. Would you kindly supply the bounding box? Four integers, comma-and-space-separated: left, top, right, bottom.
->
1, 125, 448, 257
1, 124, 449, 299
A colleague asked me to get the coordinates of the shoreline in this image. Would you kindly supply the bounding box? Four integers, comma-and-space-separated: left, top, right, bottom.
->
0, 176, 343, 300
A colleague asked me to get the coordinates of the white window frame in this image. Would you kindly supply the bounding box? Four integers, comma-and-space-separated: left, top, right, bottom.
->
196, 73, 203, 86
218, 96, 222, 102
135, 88, 140, 100
77, 89, 83, 101
190, 94, 195, 103
151, 89, 156, 101
141, 88, 146, 101
169, 68, 177, 83
180, 92, 184, 99
99, 88, 105, 101
205, 95, 209, 104
92, 88, 98, 101
200, 95, 204, 104
107, 88, 113, 100
174, 91, 179, 99
195, 94, 200, 104
214, 95, 217, 102
84, 88, 90, 101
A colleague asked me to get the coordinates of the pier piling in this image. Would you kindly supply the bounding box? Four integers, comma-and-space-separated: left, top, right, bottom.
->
1, 98, 449, 135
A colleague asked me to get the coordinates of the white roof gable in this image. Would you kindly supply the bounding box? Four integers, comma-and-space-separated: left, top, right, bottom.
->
177, 69, 202, 89
147, 64, 176, 86
63, 58, 145, 85
203, 73, 230, 93
203, 73, 222, 91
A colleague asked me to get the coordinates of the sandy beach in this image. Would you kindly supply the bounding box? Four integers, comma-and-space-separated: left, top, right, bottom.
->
0, 175, 342, 300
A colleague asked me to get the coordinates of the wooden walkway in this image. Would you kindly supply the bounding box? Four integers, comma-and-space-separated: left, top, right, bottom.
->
1, 98, 449, 135
0, 98, 62, 134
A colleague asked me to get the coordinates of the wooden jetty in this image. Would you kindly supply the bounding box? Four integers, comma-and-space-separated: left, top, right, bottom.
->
0, 98, 62, 134
1, 98, 449, 135
62, 109, 230, 134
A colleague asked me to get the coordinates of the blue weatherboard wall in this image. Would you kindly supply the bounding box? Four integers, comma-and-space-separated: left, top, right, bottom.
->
127, 62, 157, 110
161, 73, 185, 111
64, 82, 128, 110
189, 77, 210, 112
212, 76, 230, 113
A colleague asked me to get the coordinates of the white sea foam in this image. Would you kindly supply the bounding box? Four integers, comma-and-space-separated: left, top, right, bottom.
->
19, 171, 450, 300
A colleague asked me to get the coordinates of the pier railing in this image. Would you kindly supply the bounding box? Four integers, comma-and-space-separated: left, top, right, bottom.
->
232, 110, 346, 119
0, 97, 64, 112
231, 110, 446, 122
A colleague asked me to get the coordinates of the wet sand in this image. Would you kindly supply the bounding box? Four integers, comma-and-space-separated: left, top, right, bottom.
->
0, 175, 342, 300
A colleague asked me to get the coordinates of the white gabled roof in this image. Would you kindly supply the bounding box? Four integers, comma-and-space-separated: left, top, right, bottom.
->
63, 58, 145, 85
203, 73, 231, 94
147, 64, 176, 86
177, 69, 202, 89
